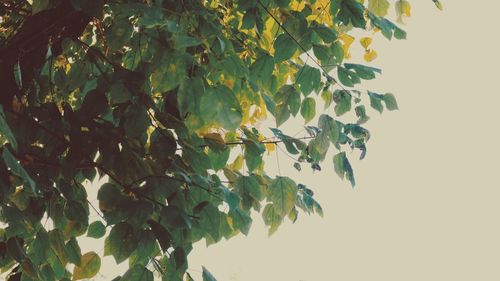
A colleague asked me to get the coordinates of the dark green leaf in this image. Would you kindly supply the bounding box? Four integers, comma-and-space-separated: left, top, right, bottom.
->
273, 34, 297, 62
104, 222, 138, 264
0, 106, 17, 150
87, 221, 106, 239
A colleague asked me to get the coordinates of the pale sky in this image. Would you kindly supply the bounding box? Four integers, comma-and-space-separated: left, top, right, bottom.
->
37, 1, 500, 280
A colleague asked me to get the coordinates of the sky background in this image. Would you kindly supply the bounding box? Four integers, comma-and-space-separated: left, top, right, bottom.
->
76, 1, 500, 280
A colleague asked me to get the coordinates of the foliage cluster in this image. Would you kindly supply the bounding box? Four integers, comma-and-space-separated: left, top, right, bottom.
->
0, 0, 439, 280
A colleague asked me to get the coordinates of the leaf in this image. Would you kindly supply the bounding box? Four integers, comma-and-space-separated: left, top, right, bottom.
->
236, 175, 261, 201
360, 37, 372, 49
313, 25, 338, 43
337, 67, 360, 87
333, 152, 355, 187
120, 264, 154, 281
48, 229, 68, 265
368, 91, 384, 113
337, 0, 367, 28
262, 204, 282, 236
200, 86, 242, 130
228, 208, 252, 235
318, 114, 340, 144
250, 54, 275, 85
368, 0, 390, 17
273, 34, 297, 62
66, 237, 82, 266
296, 65, 321, 96
202, 266, 218, 281
333, 90, 352, 116
355, 105, 370, 124
87, 221, 106, 239
174, 35, 202, 49
0, 105, 17, 150
300, 97, 316, 124
364, 49, 378, 62
151, 51, 187, 93
199, 204, 222, 242
73, 252, 101, 280
160, 205, 192, 229
3, 148, 37, 194
344, 63, 382, 80
433, 0, 444, 10
383, 93, 399, 110
268, 177, 298, 217
147, 219, 172, 252
104, 222, 138, 264
395, 0, 411, 23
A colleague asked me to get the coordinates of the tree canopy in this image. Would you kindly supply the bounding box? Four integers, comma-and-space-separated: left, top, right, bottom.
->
0, 0, 440, 280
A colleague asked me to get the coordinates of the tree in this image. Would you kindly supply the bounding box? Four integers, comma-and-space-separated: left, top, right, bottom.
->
0, 0, 440, 280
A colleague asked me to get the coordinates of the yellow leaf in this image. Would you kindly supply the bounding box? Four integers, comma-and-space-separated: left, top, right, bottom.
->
228, 155, 243, 171
396, 0, 411, 23
265, 143, 276, 154
360, 37, 372, 49
73, 252, 101, 280
368, 0, 390, 17
339, 33, 355, 59
364, 49, 378, 62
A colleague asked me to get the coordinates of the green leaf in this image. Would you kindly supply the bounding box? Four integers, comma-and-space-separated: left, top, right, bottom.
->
333, 90, 352, 116
0, 106, 17, 150
355, 105, 370, 124
383, 93, 399, 110
262, 204, 282, 236
307, 131, 330, 162
268, 177, 298, 217
343, 63, 382, 80
109, 82, 132, 104
104, 222, 138, 264
120, 264, 153, 281
273, 34, 297, 62
318, 114, 340, 144
300, 97, 316, 123
337, 0, 367, 28
30, 229, 49, 264
236, 175, 262, 201
250, 54, 275, 85
337, 67, 360, 87
87, 221, 106, 239
174, 35, 202, 49
228, 208, 252, 235
333, 152, 345, 179
368, 91, 384, 113
160, 205, 192, 229
368, 0, 390, 17
296, 65, 321, 96
333, 152, 355, 187
151, 51, 187, 93
177, 77, 205, 130
48, 229, 68, 264
198, 204, 222, 242
313, 25, 338, 43
66, 237, 82, 266
3, 148, 37, 194
106, 17, 133, 51
202, 266, 218, 281
200, 86, 242, 130
244, 140, 265, 172
73, 252, 101, 280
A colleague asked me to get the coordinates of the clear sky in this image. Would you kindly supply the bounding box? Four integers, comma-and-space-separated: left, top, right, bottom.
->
74, 1, 500, 280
